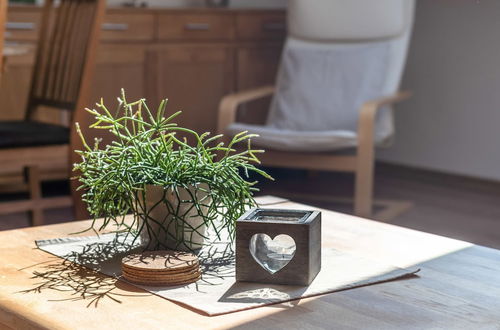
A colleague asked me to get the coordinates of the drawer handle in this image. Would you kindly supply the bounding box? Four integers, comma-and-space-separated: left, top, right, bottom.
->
184, 23, 210, 31
262, 22, 285, 31
102, 23, 129, 31
6, 22, 35, 30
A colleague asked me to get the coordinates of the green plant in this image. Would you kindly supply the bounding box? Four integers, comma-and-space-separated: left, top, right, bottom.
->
73, 90, 272, 249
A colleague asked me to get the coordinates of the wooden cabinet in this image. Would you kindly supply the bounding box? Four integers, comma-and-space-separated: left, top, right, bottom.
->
0, 7, 40, 121
152, 46, 234, 134
0, 47, 35, 121
1, 6, 285, 134
78, 44, 148, 147
90, 44, 147, 106
5, 8, 40, 41
0, 6, 284, 184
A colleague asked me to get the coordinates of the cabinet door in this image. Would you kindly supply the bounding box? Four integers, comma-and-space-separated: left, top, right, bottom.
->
90, 44, 147, 106
0, 9, 41, 121
236, 46, 282, 125
76, 44, 148, 147
0, 49, 35, 121
5, 9, 41, 42
153, 46, 234, 135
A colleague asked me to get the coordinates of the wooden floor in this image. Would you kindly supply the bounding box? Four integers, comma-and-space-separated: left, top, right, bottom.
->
1, 163, 500, 249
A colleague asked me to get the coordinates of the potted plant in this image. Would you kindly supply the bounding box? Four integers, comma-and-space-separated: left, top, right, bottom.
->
73, 90, 272, 251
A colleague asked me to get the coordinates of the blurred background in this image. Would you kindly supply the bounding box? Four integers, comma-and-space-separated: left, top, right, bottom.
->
2, 0, 500, 249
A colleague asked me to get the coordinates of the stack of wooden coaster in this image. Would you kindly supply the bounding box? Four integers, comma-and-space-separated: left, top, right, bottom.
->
121, 250, 201, 286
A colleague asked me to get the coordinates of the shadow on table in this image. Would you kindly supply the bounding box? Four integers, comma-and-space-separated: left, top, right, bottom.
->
18, 236, 238, 308
19, 238, 148, 307
196, 242, 235, 289
219, 284, 305, 308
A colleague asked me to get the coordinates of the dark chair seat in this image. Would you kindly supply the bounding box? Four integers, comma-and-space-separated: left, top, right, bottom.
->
0, 121, 69, 149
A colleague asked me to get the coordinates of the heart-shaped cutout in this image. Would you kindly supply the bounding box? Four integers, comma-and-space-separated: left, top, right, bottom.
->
249, 234, 296, 274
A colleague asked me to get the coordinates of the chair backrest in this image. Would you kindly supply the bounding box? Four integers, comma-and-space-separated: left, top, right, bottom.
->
267, 0, 415, 142
0, 0, 7, 74
288, 0, 412, 42
25, 0, 106, 124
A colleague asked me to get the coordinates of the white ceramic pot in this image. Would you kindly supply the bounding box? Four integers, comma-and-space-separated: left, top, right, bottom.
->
135, 184, 211, 251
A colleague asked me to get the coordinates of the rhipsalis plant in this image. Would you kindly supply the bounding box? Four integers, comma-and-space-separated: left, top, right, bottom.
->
73, 90, 272, 250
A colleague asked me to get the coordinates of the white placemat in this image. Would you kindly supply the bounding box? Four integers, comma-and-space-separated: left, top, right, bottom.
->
36, 233, 419, 316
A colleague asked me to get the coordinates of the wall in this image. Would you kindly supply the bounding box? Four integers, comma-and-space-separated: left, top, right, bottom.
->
378, 0, 500, 181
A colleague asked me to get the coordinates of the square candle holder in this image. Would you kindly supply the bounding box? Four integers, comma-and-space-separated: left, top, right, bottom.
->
235, 208, 321, 286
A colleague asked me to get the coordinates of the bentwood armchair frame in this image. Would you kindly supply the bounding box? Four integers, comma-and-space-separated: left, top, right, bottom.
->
217, 86, 411, 217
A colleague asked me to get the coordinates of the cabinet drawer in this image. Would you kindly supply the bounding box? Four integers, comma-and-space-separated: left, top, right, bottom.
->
5, 11, 41, 41
158, 14, 235, 41
236, 13, 286, 40
101, 13, 155, 41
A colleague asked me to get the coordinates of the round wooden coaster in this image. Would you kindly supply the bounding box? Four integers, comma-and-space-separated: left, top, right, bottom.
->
122, 250, 199, 272
122, 270, 201, 283
122, 259, 200, 274
123, 272, 201, 287
122, 268, 200, 281
122, 265, 198, 276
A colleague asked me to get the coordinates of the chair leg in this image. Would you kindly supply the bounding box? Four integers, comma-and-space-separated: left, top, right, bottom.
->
354, 144, 375, 218
27, 166, 44, 226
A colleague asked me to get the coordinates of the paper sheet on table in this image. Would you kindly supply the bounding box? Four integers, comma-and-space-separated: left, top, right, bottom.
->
36, 233, 418, 316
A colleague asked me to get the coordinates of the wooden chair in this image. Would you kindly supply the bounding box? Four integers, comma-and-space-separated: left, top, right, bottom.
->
217, 0, 415, 218
0, 0, 106, 225
0, 0, 6, 73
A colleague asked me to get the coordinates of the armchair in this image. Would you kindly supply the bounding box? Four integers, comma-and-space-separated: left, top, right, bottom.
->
217, 0, 415, 217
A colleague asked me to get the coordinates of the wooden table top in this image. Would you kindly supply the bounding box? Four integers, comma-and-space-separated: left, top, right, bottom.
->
0, 196, 499, 329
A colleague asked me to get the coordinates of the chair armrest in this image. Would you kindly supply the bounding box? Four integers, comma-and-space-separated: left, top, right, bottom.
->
217, 85, 275, 134
357, 91, 412, 142
354, 91, 411, 216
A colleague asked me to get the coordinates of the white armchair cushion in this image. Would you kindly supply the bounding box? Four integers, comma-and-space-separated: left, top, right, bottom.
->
227, 123, 393, 152
227, 123, 357, 152
266, 38, 393, 136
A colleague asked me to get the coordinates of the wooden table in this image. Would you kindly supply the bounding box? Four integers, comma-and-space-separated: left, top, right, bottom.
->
1, 197, 499, 329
